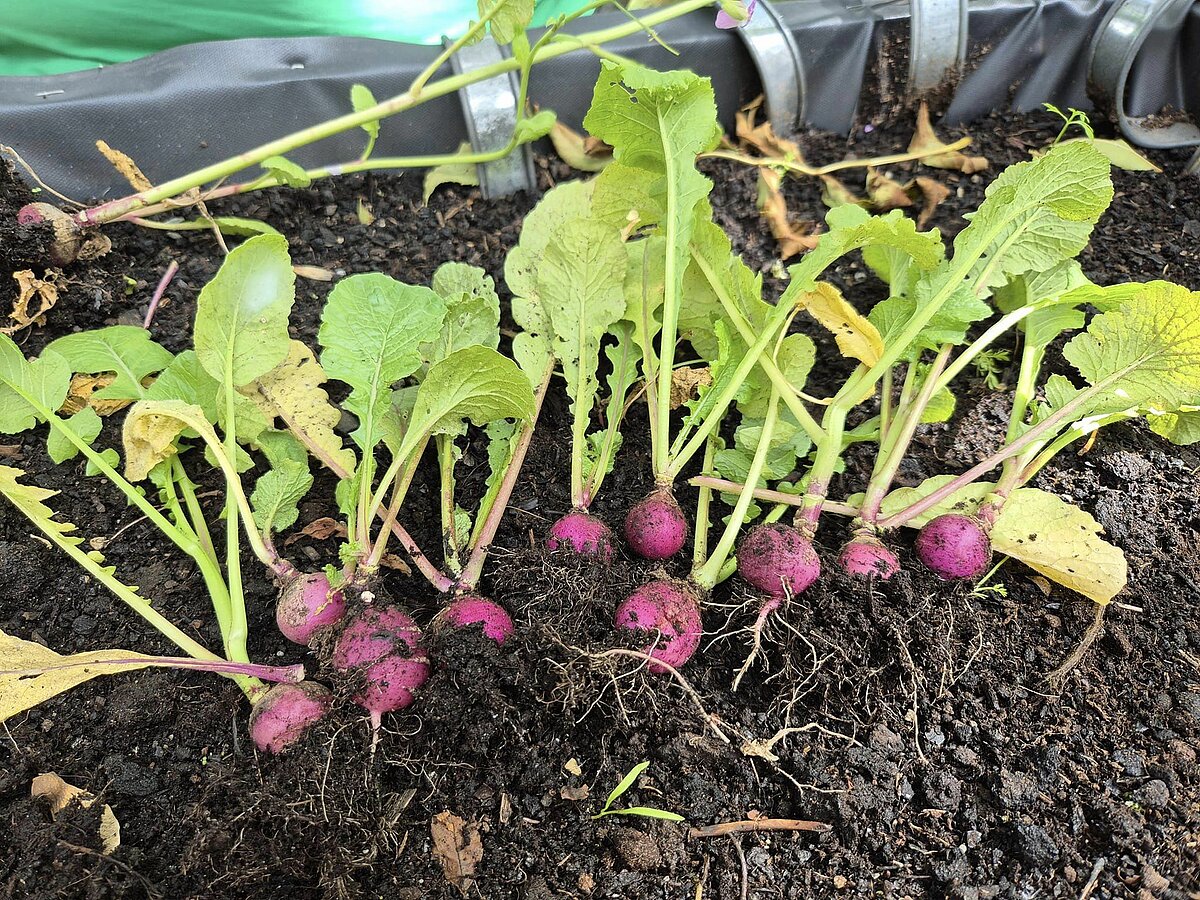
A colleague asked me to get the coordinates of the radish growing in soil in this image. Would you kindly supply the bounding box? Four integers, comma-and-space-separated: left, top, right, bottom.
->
275, 571, 346, 646
504, 180, 637, 562
249, 681, 334, 753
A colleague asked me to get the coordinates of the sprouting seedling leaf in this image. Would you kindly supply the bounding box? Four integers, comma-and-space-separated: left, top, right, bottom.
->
909, 102, 988, 174
424, 143, 479, 204
194, 234, 296, 389
251, 460, 313, 536
247, 340, 357, 476
591, 761, 685, 822
0, 336, 71, 435
796, 282, 883, 366
260, 155, 312, 188
397, 346, 534, 463
351, 84, 380, 160
47, 407, 102, 464
318, 273, 447, 456
477, 0, 535, 45
30, 772, 121, 854
45, 325, 174, 404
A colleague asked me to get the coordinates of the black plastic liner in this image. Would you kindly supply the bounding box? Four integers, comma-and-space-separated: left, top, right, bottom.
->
1, 0, 1197, 199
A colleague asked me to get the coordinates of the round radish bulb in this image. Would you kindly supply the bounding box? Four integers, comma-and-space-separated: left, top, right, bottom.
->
333, 607, 429, 737
437, 594, 515, 645
546, 510, 614, 561
248, 681, 332, 754
915, 513, 992, 580
837, 534, 900, 580
737, 523, 821, 598
614, 579, 703, 673
275, 572, 346, 646
17, 202, 84, 266
623, 487, 688, 560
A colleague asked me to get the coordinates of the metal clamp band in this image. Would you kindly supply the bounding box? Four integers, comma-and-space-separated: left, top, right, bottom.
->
908, 0, 968, 95
1088, 0, 1200, 170
733, 0, 806, 135
447, 34, 537, 198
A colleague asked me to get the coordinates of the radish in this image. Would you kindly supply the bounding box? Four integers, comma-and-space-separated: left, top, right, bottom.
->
546, 510, 614, 561
614, 578, 702, 673
275, 572, 346, 646
915, 513, 992, 580
736, 523, 821, 598
837, 532, 901, 580
333, 606, 429, 741
623, 487, 688, 560
248, 681, 333, 754
436, 594, 515, 645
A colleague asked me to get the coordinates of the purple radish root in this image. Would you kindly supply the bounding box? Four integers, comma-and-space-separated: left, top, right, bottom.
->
623, 486, 688, 560
614, 578, 702, 673
248, 681, 332, 754
333, 606, 429, 748
736, 523, 821, 598
276, 572, 346, 646
435, 594, 515, 645
915, 513, 992, 580
838, 532, 900, 580
546, 510, 614, 561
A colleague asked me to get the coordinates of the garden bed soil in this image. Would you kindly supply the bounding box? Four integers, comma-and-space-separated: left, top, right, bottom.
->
2, 109, 1199, 900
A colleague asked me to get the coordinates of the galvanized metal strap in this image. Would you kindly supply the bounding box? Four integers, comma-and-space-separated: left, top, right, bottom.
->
733, 0, 807, 135
908, 0, 969, 95
1088, 0, 1200, 170
447, 34, 537, 198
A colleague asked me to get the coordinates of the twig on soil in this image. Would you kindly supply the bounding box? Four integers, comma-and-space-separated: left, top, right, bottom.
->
1047, 603, 1106, 688
693, 853, 710, 900
143, 260, 179, 330
690, 817, 832, 839
1077, 856, 1105, 900
740, 723, 861, 763
731, 835, 749, 900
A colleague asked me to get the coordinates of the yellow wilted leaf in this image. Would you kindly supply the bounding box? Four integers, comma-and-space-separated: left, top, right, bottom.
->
991, 488, 1126, 605
735, 97, 804, 162
60, 372, 133, 417
246, 340, 357, 476
795, 283, 883, 366
31, 772, 121, 854
549, 120, 612, 172
1, 630, 159, 726
4, 270, 61, 335
669, 366, 713, 410
756, 168, 820, 259
819, 174, 864, 209
122, 400, 217, 481
909, 103, 988, 174
912, 175, 952, 229
96, 140, 154, 192
865, 168, 913, 211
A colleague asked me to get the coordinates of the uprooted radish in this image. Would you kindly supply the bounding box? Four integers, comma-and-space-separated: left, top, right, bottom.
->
837, 530, 901, 580
736, 522, 821, 597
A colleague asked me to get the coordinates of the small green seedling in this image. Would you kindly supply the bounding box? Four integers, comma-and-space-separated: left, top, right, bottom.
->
1044, 103, 1094, 144
591, 761, 684, 822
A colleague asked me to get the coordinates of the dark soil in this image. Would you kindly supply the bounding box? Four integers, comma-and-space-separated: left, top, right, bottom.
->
2, 108, 1199, 900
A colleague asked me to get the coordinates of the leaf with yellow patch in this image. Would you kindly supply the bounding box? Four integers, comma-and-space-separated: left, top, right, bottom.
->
247, 340, 357, 476
123, 400, 221, 481
795, 282, 883, 366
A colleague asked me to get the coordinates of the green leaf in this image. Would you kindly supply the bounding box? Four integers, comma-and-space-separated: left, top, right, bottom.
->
584, 62, 722, 324
604, 761, 648, 808
514, 110, 557, 145
0, 338, 71, 434
351, 84, 380, 159
869, 278, 992, 355
1057, 137, 1160, 173
398, 346, 534, 463
478, 0, 535, 45
426, 263, 502, 365
194, 234, 295, 389
251, 460, 313, 535
1059, 281, 1200, 416
47, 407, 102, 463
994, 260, 1091, 349
1148, 406, 1200, 445
45, 326, 173, 403
424, 143, 479, 204
144, 350, 267, 448
611, 807, 685, 823
318, 273, 447, 453
85, 448, 120, 477
261, 155, 312, 188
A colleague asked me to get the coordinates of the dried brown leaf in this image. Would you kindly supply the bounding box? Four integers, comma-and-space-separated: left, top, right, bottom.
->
292, 265, 334, 282
31, 773, 121, 853
4, 270, 61, 335
909, 103, 988, 174
431, 811, 483, 896
911, 175, 952, 229
735, 97, 804, 162
549, 120, 612, 172
818, 174, 864, 210
669, 366, 713, 410
60, 373, 132, 417
865, 168, 913, 211
96, 140, 154, 192
379, 552, 411, 575
283, 516, 346, 546
560, 784, 590, 802
756, 169, 820, 259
